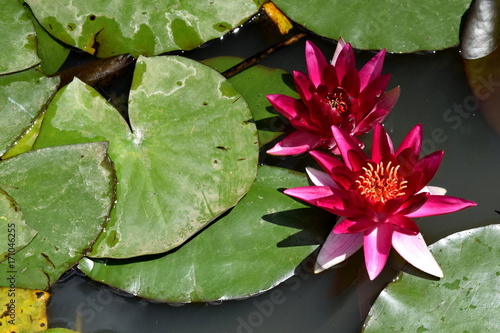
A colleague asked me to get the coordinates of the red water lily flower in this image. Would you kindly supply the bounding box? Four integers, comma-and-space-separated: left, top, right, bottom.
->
284, 124, 477, 280
267, 39, 400, 155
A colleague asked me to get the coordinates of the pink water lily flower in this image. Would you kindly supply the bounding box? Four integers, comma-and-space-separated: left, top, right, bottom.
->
284, 124, 477, 280
267, 39, 400, 155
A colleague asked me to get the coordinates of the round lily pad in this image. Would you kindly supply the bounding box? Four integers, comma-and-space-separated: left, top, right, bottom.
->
0, 142, 115, 290
363, 224, 500, 332
0, 0, 40, 74
203, 56, 299, 146
26, 0, 264, 57
34, 56, 259, 259
272, 0, 471, 53
79, 166, 332, 303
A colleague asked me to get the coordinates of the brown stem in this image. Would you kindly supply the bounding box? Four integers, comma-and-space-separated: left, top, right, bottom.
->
222, 33, 307, 79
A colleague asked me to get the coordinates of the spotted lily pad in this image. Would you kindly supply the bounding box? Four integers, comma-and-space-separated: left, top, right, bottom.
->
272, 0, 471, 53
0, 0, 40, 74
79, 166, 332, 303
203, 56, 299, 146
363, 224, 500, 332
26, 0, 264, 57
0, 142, 115, 290
34, 56, 258, 259
0, 68, 59, 157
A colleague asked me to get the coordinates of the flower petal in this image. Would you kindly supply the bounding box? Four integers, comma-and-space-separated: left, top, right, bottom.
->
334, 216, 374, 233
371, 123, 393, 163
364, 224, 393, 280
331, 37, 347, 65
266, 131, 320, 156
310, 150, 345, 171
421, 185, 447, 195
392, 231, 443, 278
395, 123, 422, 158
334, 42, 355, 80
284, 185, 334, 202
266, 94, 305, 119
406, 195, 477, 218
306, 167, 338, 188
359, 49, 387, 90
331, 125, 366, 170
387, 215, 419, 235
315, 225, 363, 273
413, 150, 444, 190
293, 70, 314, 101
305, 41, 328, 88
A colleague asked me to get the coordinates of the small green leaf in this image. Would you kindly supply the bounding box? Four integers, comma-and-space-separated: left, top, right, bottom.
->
0, 68, 59, 156
26, 0, 263, 57
203, 56, 299, 146
34, 56, 259, 259
272, 0, 471, 53
0, 0, 40, 74
0, 142, 115, 290
363, 225, 500, 332
79, 166, 332, 302
0, 188, 37, 262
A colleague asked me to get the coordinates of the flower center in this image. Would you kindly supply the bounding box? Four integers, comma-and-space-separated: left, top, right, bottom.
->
355, 161, 408, 204
323, 88, 350, 119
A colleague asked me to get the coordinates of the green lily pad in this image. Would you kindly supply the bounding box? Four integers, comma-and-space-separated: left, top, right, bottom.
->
25, 5, 70, 75
0, 0, 40, 74
363, 224, 500, 332
79, 166, 332, 302
26, 0, 264, 57
34, 56, 258, 259
0, 188, 37, 262
203, 56, 299, 146
272, 0, 471, 53
0, 68, 59, 156
0, 142, 115, 290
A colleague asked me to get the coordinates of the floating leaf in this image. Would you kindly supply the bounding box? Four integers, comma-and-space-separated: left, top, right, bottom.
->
363, 225, 500, 332
203, 56, 298, 146
0, 188, 37, 262
272, 0, 471, 53
0, 0, 40, 74
25, 4, 70, 75
0, 67, 59, 157
34, 56, 259, 258
461, 0, 499, 60
0, 287, 50, 332
0, 142, 115, 290
1, 114, 45, 160
26, 0, 264, 57
79, 166, 332, 302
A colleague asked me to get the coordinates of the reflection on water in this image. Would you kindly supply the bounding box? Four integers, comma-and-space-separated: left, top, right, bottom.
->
47, 11, 500, 333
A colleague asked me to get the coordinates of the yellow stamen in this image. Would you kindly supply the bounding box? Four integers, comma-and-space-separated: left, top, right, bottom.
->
355, 161, 407, 204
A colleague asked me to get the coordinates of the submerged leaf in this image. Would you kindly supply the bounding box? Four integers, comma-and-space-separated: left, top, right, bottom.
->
0, 142, 115, 290
34, 56, 258, 259
363, 224, 500, 332
80, 166, 332, 303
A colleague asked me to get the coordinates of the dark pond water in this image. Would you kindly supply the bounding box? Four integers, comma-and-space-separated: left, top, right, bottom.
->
47, 10, 500, 333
